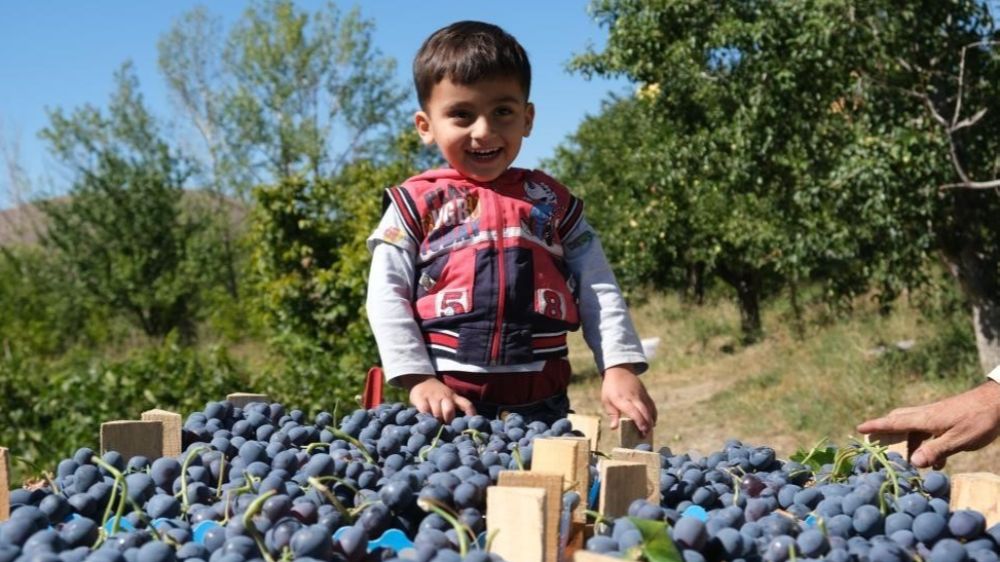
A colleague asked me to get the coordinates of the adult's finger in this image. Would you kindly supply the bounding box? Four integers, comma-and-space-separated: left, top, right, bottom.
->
856, 406, 934, 435
911, 433, 959, 469
454, 395, 477, 417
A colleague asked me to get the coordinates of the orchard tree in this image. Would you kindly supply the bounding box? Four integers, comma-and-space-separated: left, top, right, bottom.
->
566, 1, 869, 341
39, 64, 209, 341
250, 132, 426, 408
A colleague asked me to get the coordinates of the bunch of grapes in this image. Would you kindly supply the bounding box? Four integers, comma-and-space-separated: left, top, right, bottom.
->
2, 399, 1000, 562
586, 440, 999, 562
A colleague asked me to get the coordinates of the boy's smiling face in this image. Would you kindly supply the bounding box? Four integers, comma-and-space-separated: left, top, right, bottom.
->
414, 76, 534, 183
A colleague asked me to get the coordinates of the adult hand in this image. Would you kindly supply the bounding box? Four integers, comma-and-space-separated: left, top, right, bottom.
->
856, 381, 1000, 469
600, 365, 658, 436
396, 374, 476, 422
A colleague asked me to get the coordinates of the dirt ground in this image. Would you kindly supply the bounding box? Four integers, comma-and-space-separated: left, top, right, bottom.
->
567, 344, 1000, 476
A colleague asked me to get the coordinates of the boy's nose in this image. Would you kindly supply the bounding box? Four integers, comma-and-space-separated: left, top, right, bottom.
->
470, 116, 492, 139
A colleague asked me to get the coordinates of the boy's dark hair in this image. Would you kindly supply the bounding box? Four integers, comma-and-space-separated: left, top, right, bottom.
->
413, 21, 531, 108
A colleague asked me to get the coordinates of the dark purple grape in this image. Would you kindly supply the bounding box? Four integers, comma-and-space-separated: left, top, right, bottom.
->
913, 511, 949, 544
930, 538, 969, 562
885, 512, 914, 535
335, 524, 368, 560
764, 534, 797, 562
379, 479, 414, 512
796, 529, 829, 558
740, 473, 766, 498
923, 471, 950, 498
135, 541, 176, 562
949, 510, 986, 540
852, 504, 883, 538
23, 528, 68, 552
289, 524, 333, 560
672, 516, 707, 550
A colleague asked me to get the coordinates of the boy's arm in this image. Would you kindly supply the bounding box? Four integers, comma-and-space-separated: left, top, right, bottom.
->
564, 216, 648, 374
564, 215, 656, 434
366, 241, 436, 382
366, 208, 475, 421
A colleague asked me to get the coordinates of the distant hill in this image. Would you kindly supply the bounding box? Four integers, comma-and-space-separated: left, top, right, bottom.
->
0, 200, 49, 246
0, 191, 248, 248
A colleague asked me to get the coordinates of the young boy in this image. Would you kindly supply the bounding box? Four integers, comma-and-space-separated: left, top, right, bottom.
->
366, 20, 656, 434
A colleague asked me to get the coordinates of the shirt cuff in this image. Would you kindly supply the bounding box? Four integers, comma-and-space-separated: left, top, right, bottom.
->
384, 364, 436, 386
987, 364, 1000, 385
601, 353, 649, 376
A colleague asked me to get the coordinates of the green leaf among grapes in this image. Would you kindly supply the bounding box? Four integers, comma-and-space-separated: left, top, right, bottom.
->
627, 517, 683, 562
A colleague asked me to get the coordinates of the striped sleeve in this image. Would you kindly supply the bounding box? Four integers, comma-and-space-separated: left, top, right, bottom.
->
385, 186, 423, 243
558, 195, 585, 240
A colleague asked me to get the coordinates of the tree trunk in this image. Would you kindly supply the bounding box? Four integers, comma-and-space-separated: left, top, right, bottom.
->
685, 261, 706, 305
940, 192, 1000, 374
718, 263, 764, 343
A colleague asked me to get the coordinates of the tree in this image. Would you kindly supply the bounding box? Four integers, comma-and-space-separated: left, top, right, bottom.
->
568, 0, 1000, 369
38, 64, 210, 341
250, 132, 425, 408
566, 1, 869, 341
159, 0, 407, 190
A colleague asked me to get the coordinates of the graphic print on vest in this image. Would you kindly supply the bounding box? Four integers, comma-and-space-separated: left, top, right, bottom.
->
521, 180, 558, 246
421, 184, 480, 247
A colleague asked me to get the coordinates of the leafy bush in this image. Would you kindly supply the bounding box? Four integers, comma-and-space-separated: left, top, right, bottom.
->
250, 148, 422, 411
0, 338, 249, 482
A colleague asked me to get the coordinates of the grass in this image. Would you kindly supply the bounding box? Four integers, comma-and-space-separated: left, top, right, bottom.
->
566, 284, 996, 473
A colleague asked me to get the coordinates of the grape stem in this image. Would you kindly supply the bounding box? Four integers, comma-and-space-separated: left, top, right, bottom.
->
242, 489, 278, 562
90, 455, 128, 545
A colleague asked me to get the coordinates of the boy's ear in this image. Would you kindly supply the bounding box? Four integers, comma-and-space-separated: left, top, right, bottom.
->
414, 110, 435, 145
523, 102, 535, 138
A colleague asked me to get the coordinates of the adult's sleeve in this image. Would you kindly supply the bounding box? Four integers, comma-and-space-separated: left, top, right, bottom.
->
563, 214, 648, 375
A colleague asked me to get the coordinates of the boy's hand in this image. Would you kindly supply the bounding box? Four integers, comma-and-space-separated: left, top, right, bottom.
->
396, 374, 476, 423
601, 365, 657, 436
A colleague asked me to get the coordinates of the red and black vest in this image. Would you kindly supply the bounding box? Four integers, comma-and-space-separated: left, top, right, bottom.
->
384, 167, 584, 367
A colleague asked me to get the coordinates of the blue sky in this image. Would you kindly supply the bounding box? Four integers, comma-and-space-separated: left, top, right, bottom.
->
0, 1, 631, 209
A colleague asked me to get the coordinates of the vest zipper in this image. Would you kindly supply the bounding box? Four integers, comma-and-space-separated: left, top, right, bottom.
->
491, 189, 506, 365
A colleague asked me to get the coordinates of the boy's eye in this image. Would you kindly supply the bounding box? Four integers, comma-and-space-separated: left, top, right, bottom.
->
450, 110, 472, 121
495, 106, 514, 117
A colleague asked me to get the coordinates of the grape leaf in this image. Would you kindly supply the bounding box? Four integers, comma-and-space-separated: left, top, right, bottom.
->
627, 517, 683, 562
790, 439, 837, 473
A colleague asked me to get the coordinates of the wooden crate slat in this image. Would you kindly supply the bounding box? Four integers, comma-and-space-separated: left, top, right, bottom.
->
100, 421, 164, 462
950, 472, 1000, 528
0, 447, 9, 521
611, 447, 661, 504
532, 437, 589, 524
863, 432, 909, 460
141, 409, 183, 458
598, 459, 647, 519
574, 552, 622, 562
226, 393, 270, 409
487, 486, 547, 562
498, 471, 563, 562
566, 413, 601, 452
617, 417, 652, 449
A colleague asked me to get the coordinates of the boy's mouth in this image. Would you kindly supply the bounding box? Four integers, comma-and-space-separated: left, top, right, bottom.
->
467, 147, 502, 161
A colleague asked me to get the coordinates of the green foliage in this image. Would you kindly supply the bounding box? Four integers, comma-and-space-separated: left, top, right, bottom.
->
159, 0, 408, 192
559, 0, 1000, 358
0, 246, 116, 356
38, 64, 214, 342
0, 338, 249, 482
250, 134, 421, 410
